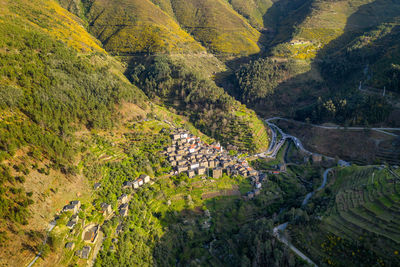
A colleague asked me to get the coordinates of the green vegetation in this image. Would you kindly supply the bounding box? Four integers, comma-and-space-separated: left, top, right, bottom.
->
290, 165, 400, 266
0, 164, 33, 226
235, 58, 292, 102
128, 55, 270, 152
228, 0, 273, 30
295, 94, 393, 125
91, 132, 309, 266
82, 0, 206, 54
2, 0, 400, 266
229, 0, 400, 126
170, 0, 261, 54
0, 18, 144, 164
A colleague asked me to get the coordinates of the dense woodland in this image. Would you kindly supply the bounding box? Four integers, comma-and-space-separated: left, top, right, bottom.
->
93, 137, 315, 266
235, 58, 291, 103
1, 0, 400, 266
127, 55, 267, 152
0, 16, 145, 229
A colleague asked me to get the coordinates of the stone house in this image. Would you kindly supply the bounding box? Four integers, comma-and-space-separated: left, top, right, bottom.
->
118, 194, 129, 204
197, 167, 206, 176
212, 168, 223, 179
139, 174, 150, 183
187, 169, 195, 178
100, 203, 112, 217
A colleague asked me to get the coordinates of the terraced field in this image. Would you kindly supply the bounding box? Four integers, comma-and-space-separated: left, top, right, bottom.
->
311, 166, 400, 264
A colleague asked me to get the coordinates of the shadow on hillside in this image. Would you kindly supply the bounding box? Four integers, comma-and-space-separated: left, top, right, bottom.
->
218, 0, 400, 123
214, 0, 315, 106
262, 0, 314, 45
151, 178, 299, 267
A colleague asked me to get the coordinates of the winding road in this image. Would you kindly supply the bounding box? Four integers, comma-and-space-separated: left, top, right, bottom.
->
267, 117, 400, 137
302, 168, 333, 206
262, 117, 347, 267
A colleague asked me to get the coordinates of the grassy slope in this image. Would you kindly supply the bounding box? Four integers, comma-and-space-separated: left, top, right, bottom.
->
0, 0, 146, 265
272, 0, 400, 77
228, 0, 273, 29
84, 0, 206, 54
170, 0, 262, 54
0, 0, 269, 265
3, 0, 103, 53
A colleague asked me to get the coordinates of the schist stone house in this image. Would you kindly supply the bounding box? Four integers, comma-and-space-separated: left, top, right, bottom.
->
67, 214, 79, 229
63, 200, 81, 214
165, 128, 260, 180
139, 174, 151, 183
165, 128, 267, 201
65, 242, 75, 250
100, 203, 113, 217
212, 168, 223, 179
76, 246, 91, 259
119, 203, 129, 217
84, 225, 99, 244
118, 194, 129, 204
122, 174, 151, 190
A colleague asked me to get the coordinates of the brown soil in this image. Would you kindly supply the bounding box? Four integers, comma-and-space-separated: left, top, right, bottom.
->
0, 154, 92, 267
201, 189, 240, 199
277, 120, 398, 164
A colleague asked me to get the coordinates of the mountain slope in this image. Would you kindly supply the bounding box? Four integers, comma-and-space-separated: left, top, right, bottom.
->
290, 166, 400, 266
170, 0, 262, 54
232, 0, 400, 127
83, 0, 206, 54
228, 0, 273, 29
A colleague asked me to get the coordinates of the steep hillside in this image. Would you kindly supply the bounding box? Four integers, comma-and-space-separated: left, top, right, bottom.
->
82, 0, 206, 54
0, 1, 272, 264
231, 0, 400, 127
0, 0, 151, 264
126, 54, 270, 152
170, 0, 262, 54
228, 0, 273, 30
290, 166, 400, 266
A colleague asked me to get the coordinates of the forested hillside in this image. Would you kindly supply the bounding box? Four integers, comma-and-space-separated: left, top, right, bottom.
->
1, 0, 400, 266
230, 0, 400, 127
0, 1, 270, 264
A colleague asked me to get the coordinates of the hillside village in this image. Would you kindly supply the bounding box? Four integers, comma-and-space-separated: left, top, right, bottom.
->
165, 128, 266, 198
54, 126, 269, 262
50, 125, 272, 260
59, 173, 152, 260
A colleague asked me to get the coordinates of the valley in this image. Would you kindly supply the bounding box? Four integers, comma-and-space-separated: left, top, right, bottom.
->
1, 0, 400, 266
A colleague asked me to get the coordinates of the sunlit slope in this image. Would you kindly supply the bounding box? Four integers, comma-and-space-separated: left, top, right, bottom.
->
170, 0, 262, 54
273, 0, 400, 60
3, 0, 103, 52
84, 0, 206, 54
228, 0, 273, 29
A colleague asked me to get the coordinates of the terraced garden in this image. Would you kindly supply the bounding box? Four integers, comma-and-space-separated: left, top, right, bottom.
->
291, 165, 400, 265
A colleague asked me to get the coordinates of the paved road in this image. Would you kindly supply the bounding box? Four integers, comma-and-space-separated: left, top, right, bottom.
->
273, 168, 332, 267
90, 231, 104, 267
27, 220, 57, 267
263, 118, 340, 266
273, 223, 318, 267
267, 117, 400, 137
256, 119, 345, 165
302, 168, 333, 206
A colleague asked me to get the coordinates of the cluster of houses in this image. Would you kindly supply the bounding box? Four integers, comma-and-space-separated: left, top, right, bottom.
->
165, 129, 267, 199
63, 200, 81, 229
165, 129, 260, 179
61, 174, 151, 260
246, 173, 267, 200
122, 174, 151, 190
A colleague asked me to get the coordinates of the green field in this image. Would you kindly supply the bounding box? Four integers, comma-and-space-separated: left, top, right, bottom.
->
291, 165, 400, 266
